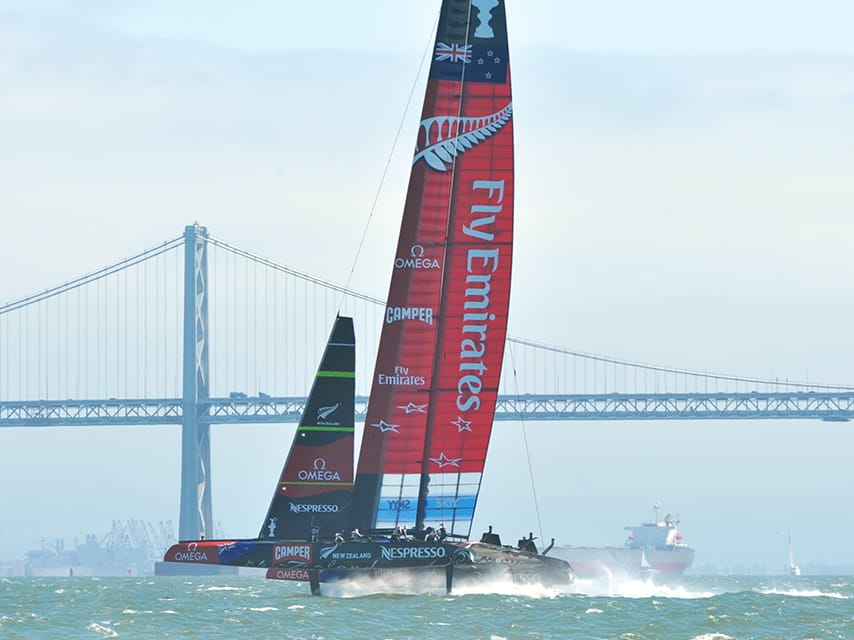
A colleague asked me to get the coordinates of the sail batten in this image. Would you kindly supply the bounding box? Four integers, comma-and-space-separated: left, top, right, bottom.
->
353, 0, 513, 540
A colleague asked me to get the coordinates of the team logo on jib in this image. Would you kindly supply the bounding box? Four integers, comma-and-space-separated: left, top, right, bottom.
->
315, 403, 339, 426
298, 458, 341, 482
273, 544, 312, 562
395, 245, 440, 270
290, 503, 339, 514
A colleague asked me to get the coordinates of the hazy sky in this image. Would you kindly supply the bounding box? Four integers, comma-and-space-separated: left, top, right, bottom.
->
1, 1, 854, 572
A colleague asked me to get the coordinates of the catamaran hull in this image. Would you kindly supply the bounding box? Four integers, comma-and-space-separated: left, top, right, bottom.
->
154, 561, 267, 577
551, 546, 695, 577
309, 541, 572, 590
160, 538, 572, 591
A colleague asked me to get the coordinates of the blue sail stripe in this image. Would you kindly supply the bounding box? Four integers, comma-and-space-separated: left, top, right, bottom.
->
376, 496, 477, 524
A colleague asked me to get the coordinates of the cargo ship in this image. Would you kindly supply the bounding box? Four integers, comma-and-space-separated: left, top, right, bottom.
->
551, 505, 694, 577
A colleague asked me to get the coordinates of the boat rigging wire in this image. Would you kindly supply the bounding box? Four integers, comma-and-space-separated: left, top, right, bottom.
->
508, 341, 546, 547
337, 10, 441, 314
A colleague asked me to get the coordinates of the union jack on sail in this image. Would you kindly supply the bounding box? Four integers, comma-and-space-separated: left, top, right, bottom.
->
435, 42, 472, 63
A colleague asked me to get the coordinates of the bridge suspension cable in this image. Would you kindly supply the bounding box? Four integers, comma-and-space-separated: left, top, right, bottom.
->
3, 228, 853, 405
0, 236, 183, 316
206, 235, 380, 305
195, 234, 854, 395
508, 337, 854, 392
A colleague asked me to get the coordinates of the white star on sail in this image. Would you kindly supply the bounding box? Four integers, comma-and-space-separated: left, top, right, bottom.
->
398, 402, 428, 414
451, 416, 472, 432
429, 452, 462, 468
371, 419, 400, 433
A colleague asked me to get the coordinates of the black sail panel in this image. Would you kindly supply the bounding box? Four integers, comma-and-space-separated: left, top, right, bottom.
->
259, 316, 356, 541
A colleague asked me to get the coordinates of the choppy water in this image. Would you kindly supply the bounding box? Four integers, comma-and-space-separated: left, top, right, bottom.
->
1, 574, 851, 639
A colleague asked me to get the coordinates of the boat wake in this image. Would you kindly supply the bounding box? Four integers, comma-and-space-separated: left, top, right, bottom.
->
451, 578, 563, 599
320, 573, 564, 599
322, 568, 723, 600
568, 572, 717, 599
566, 575, 850, 601
755, 586, 849, 599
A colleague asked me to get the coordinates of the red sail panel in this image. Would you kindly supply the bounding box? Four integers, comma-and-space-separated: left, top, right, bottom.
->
426, 77, 513, 472
350, 93, 450, 531
355, 80, 454, 480
420, 72, 514, 537
352, 0, 512, 535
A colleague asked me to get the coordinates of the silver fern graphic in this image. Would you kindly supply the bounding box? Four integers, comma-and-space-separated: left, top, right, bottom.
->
413, 102, 512, 172
319, 544, 339, 560
316, 403, 339, 421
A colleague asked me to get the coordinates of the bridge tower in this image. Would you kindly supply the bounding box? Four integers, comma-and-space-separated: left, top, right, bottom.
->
179, 223, 211, 541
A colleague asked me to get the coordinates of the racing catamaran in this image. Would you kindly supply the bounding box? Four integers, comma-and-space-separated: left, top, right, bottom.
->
161, 0, 572, 594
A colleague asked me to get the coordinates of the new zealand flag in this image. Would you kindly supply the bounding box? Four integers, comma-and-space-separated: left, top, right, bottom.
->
429, 0, 509, 84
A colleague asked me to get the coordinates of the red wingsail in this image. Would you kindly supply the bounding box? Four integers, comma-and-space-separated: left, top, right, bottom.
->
353, 0, 513, 539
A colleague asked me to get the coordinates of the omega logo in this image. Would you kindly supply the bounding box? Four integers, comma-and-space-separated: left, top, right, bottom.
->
394, 244, 440, 270
298, 458, 341, 481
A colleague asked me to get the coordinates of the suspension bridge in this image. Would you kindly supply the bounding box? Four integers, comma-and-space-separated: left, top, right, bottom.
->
2, 224, 852, 539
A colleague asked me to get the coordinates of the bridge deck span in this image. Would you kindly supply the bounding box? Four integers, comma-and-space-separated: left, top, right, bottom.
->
2, 392, 853, 427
